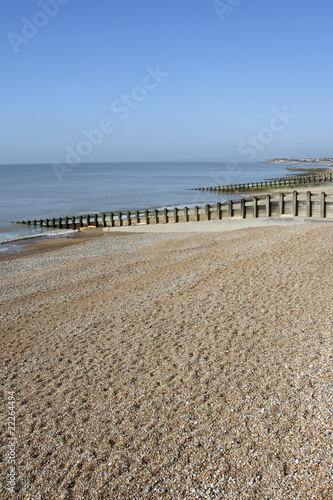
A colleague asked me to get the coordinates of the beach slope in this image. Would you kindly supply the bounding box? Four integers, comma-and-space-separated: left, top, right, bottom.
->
1, 225, 332, 499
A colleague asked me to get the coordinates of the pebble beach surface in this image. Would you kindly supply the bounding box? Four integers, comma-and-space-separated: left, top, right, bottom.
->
1, 224, 332, 499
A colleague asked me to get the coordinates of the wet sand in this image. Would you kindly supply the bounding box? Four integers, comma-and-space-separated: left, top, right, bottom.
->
1, 224, 333, 499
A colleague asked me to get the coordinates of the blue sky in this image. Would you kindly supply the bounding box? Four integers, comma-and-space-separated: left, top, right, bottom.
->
1, 0, 333, 163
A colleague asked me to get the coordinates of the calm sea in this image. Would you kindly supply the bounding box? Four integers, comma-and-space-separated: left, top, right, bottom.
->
0, 161, 307, 247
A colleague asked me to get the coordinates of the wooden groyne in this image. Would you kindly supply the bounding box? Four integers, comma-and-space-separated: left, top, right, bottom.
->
17, 191, 333, 229
192, 170, 332, 194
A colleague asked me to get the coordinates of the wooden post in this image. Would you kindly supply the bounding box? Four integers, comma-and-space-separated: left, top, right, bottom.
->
174, 207, 178, 223
145, 210, 149, 224
135, 211, 140, 224
306, 191, 312, 217
127, 211, 131, 226
110, 212, 114, 227
184, 206, 189, 222
240, 198, 245, 219
65, 216, 69, 229
101, 213, 106, 227
253, 197, 258, 218
33, 220, 37, 226
226, 201, 232, 218
94, 214, 98, 228
154, 209, 158, 224
72, 216, 76, 229
164, 208, 168, 223
79, 216, 83, 228
194, 206, 199, 222
86, 215, 90, 226
206, 204, 210, 221
39, 219, 43, 227
52, 218, 56, 228
279, 193, 284, 215
320, 192, 326, 218
118, 212, 122, 227
59, 217, 62, 229
292, 191, 298, 216
266, 195, 271, 217
216, 202, 221, 220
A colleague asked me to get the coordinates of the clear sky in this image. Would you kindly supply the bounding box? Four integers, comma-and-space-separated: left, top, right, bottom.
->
1, 0, 333, 164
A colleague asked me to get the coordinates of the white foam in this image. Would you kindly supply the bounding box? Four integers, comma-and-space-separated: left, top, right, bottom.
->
0, 229, 78, 245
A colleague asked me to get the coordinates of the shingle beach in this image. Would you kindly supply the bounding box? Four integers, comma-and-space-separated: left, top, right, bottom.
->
1, 223, 332, 499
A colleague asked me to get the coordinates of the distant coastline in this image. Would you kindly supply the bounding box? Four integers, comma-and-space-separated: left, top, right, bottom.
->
265, 158, 333, 164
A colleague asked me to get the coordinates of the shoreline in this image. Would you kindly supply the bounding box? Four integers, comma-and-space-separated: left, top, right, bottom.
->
2, 182, 333, 258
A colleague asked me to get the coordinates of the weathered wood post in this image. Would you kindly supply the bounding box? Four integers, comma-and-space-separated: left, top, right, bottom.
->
135, 211, 140, 224
72, 216, 76, 229
154, 209, 158, 224
59, 217, 62, 229
226, 201, 232, 218
145, 210, 149, 225
79, 216, 83, 228
306, 191, 312, 218
33, 220, 37, 226
320, 192, 326, 218
216, 202, 221, 220
279, 193, 284, 215
184, 206, 189, 222
118, 212, 122, 227
240, 198, 245, 219
39, 219, 43, 227
52, 218, 56, 228
253, 197, 258, 218
292, 191, 298, 216
174, 207, 178, 223
194, 206, 199, 222
266, 195, 271, 217
164, 208, 168, 223
86, 215, 90, 227
206, 204, 210, 221
101, 213, 106, 227
109, 212, 114, 227
94, 214, 98, 228
127, 211, 131, 226
65, 216, 69, 229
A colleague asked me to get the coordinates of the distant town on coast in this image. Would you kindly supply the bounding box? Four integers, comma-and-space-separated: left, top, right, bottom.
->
266, 157, 333, 164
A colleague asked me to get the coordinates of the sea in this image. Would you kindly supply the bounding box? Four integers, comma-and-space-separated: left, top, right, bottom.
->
0, 161, 317, 249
